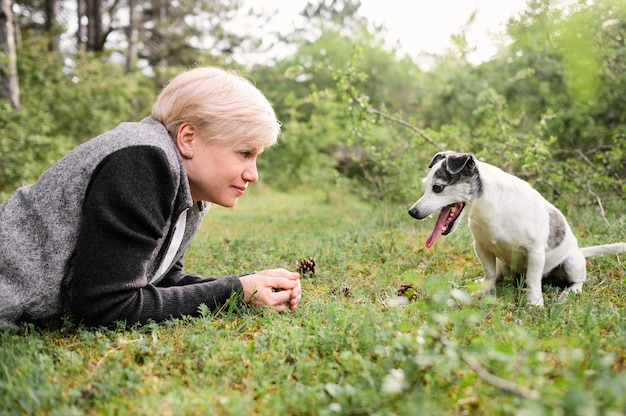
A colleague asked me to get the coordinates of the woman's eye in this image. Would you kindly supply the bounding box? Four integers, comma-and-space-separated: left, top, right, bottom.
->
237, 147, 262, 159
432, 184, 445, 193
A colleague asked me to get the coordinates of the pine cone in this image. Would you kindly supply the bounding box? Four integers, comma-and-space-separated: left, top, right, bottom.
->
297, 257, 316, 277
397, 283, 418, 302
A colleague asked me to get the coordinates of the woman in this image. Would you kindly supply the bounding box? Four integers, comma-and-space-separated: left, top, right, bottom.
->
0, 67, 301, 330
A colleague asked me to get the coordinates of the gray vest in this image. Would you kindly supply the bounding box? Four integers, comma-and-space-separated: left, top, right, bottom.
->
0, 117, 207, 329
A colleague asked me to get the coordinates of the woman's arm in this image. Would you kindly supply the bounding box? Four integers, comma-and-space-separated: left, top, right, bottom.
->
159, 264, 302, 312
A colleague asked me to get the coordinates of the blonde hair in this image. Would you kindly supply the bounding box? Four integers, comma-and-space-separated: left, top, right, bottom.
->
151, 67, 281, 148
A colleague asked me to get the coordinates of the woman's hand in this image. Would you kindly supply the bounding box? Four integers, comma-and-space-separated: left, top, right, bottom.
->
239, 268, 301, 312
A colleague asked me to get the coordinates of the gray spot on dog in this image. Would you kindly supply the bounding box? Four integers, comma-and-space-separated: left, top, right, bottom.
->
548, 209, 566, 249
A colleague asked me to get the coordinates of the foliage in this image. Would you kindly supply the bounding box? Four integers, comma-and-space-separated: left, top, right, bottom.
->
253, 30, 430, 199
16, 36, 156, 143
491, 0, 626, 195
1, 187, 625, 415
286, 0, 625, 206
3, 0, 625, 204
127, 0, 250, 71
0, 100, 72, 194
0, 36, 156, 192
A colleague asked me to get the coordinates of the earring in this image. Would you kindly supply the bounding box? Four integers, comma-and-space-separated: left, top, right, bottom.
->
184, 151, 192, 158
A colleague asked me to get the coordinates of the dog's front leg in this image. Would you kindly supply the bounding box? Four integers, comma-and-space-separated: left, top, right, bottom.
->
525, 248, 546, 307
473, 241, 498, 294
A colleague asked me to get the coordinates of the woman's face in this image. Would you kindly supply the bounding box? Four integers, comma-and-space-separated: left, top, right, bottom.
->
181, 127, 263, 206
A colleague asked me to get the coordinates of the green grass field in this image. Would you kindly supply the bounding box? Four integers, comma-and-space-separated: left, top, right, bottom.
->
1, 184, 625, 415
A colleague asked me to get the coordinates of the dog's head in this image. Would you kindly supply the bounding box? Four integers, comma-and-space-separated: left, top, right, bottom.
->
408, 151, 482, 248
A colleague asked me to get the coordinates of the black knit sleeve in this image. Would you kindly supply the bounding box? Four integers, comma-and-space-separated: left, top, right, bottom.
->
69, 146, 243, 327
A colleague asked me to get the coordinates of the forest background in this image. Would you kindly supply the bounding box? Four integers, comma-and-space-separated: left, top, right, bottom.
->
2, 1, 626, 414
1, 0, 625, 209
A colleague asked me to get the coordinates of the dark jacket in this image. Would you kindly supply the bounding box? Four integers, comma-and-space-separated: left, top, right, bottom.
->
0, 117, 243, 330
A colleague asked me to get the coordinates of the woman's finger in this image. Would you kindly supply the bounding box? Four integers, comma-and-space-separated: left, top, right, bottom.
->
258, 268, 300, 280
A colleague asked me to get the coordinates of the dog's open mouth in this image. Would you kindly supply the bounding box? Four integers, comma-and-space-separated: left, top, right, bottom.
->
425, 202, 465, 248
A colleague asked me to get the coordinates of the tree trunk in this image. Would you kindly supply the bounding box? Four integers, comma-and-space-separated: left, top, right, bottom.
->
45, 0, 60, 51
154, 0, 168, 73
86, 0, 103, 51
76, 0, 86, 50
126, 0, 139, 72
0, 0, 20, 108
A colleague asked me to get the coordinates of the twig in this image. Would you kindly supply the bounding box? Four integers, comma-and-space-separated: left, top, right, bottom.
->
562, 159, 620, 218
346, 89, 443, 151
587, 183, 609, 225
459, 350, 541, 401
437, 333, 541, 401
573, 148, 595, 169
569, 150, 609, 223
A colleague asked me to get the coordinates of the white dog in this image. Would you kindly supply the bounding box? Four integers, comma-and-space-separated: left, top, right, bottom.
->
408, 151, 626, 306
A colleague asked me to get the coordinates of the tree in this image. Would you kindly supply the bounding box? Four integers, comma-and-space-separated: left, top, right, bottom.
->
84, 0, 103, 51
125, 0, 139, 71
44, 0, 59, 51
76, 0, 108, 52
0, 0, 20, 108
136, 0, 247, 76
13, 0, 62, 51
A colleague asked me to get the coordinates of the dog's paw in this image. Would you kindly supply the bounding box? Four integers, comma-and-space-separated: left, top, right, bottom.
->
557, 291, 570, 304
528, 296, 545, 308
471, 287, 494, 300
473, 277, 496, 293
557, 286, 581, 304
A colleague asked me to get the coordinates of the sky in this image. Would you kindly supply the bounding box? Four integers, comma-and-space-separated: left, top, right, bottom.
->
240, 0, 530, 68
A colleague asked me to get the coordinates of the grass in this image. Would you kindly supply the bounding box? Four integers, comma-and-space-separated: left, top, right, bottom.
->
1, 184, 625, 415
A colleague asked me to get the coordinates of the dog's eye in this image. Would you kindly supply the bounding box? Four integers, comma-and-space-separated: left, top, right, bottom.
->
432, 184, 445, 193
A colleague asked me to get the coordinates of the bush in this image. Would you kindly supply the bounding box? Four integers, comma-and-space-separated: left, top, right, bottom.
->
1, 37, 156, 193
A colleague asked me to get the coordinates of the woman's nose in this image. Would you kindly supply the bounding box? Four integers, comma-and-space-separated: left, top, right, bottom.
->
243, 161, 258, 183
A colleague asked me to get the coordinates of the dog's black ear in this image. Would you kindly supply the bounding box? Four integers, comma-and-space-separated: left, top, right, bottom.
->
428, 152, 450, 168
445, 153, 475, 175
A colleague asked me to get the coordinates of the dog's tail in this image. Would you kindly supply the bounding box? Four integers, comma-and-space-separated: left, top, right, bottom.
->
580, 242, 626, 258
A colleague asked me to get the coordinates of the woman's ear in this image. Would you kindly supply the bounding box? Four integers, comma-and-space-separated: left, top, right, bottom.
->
175, 123, 196, 159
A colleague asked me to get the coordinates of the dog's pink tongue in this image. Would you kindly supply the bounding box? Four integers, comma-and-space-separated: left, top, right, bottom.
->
425, 206, 451, 248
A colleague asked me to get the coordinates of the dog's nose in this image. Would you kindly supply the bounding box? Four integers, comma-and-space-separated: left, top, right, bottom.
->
409, 204, 429, 220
